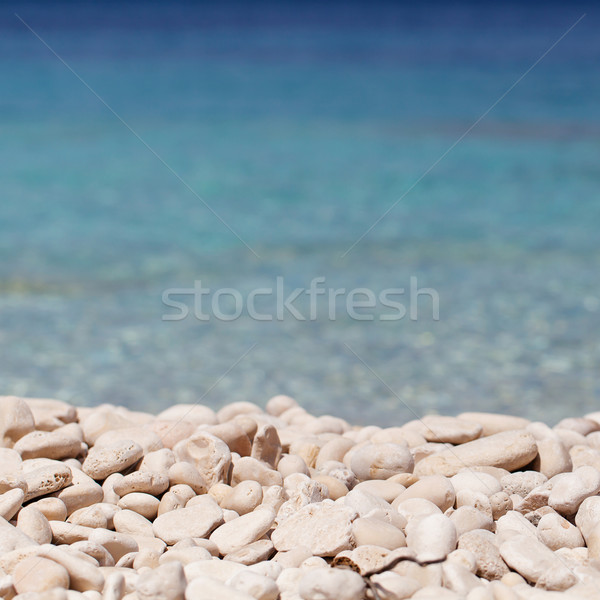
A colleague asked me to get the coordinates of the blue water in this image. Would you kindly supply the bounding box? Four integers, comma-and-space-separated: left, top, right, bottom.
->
1, 2, 599, 424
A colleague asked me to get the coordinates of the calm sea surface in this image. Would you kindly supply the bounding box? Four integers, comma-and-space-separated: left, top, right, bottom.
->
1, 2, 599, 424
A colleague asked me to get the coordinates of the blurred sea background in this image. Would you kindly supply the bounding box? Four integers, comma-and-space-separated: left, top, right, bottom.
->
1, 1, 599, 425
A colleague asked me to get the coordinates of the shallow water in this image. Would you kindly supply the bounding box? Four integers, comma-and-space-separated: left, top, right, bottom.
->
1, 2, 599, 424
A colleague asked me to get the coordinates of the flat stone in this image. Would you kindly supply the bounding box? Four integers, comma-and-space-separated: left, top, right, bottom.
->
0, 488, 25, 520
153, 496, 224, 544
13, 431, 81, 460
411, 416, 482, 444
351, 443, 414, 481
13, 556, 70, 594
414, 431, 538, 477
457, 413, 531, 436
210, 507, 275, 555
271, 501, 357, 557
22, 460, 73, 501
112, 471, 170, 496
224, 539, 275, 565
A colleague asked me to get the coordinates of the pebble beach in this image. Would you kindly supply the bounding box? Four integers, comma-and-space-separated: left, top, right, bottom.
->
2, 396, 600, 599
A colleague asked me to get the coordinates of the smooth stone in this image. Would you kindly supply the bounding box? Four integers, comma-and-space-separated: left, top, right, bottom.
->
369, 572, 422, 600
352, 517, 406, 550
57, 469, 104, 515
0, 488, 25, 520
36, 544, 105, 592
185, 576, 254, 600
13, 556, 70, 594
206, 422, 252, 456
24, 398, 77, 431
312, 475, 348, 500
221, 481, 263, 515
451, 471, 502, 497
410, 416, 482, 444
217, 401, 262, 423
16, 506, 52, 544
414, 431, 538, 477
450, 506, 494, 538
174, 433, 231, 488
531, 436, 573, 479
156, 404, 218, 426
184, 559, 246, 583
0, 397, 36, 445
210, 507, 275, 555
151, 420, 195, 450
393, 475, 455, 512
13, 431, 81, 461
298, 567, 365, 600
405, 514, 457, 562
350, 443, 414, 481
457, 413, 531, 436
23, 461, 72, 501
499, 535, 577, 590
315, 438, 355, 470
224, 539, 275, 565
136, 561, 186, 600
117, 493, 160, 520
394, 498, 442, 524
49, 521, 95, 544
28, 498, 68, 522
80, 407, 136, 446
548, 466, 600, 515
153, 497, 224, 544
68, 505, 109, 529
277, 454, 310, 478
353, 480, 405, 503
227, 570, 279, 600
160, 547, 212, 566
537, 512, 585, 550
574, 496, 600, 541
82, 440, 143, 481
138, 449, 176, 474
113, 472, 170, 496
113, 509, 154, 538
167, 462, 207, 495
87, 529, 138, 562
271, 502, 357, 557
231, 457, 283, 487
70, 541, 115, 567
94, 427, 163, 455
265, 395, 298, 417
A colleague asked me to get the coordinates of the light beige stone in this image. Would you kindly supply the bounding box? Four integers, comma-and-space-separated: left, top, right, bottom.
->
82, 440, 143, 481
68, 504, 109, 529
205, 422, 252, 456
16, 506, 52, 544
95, 427, 163, 455
184, 558, 246, 583
395, 498, 442, 524
369, 572, 422, 600
410, 416, 482, 444
0, 488, 25, 521
136, 561, 186, 600
315, 437, 355, 470
36, 544, 105, 592
13, 431, 81, 461
312, 475, 348, 500
70, 541, 115, 567
157, 404, 218, 427
406, 514, 457, 562
450, 506, 494, 537
167, 462, 206, 494
531, 435, 573, 479
13, 556, 70, 594
113, 509, 153, 537
227, 570, 279, 600
224, 539, 275, 566
22, 460, 72, 501
574, 495, 600, 541
272, 502, 356, 557
298, 567, 365, 600
393, 475, 455, 511
537, 512, 584, 550
49, 520, 94, 544
151, 420, 195, 450
57, 469, 104, 515
217, 401, 262, 423
87, 528, 138, 562
277, 454, 310, 478
251, 425, 282, 468
353, 480, 405, 503
458, 529, 508, 580
499, 534, 577, 590
0, 396, 36, 445
153, 496, 224, 544
414, 431, 538, 477
25, 398, 77, 431
221, 481, 263, 515
138, 448, 176, 474
548, 466, 600, 515
231, 457, 283, 487
351, 443, 413, 481
174, 432, 231, 488
113, 472, 170, 496
210, 507, 275, 555
118, 493, 160, 520
28, 497, 67, 522
266, 395, 298, 417
352, 516, 406, 549
457, 413, 530, 436
185, 575, 254, 600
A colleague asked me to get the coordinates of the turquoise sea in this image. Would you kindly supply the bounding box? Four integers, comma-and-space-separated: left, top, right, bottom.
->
1, 2, 599, 424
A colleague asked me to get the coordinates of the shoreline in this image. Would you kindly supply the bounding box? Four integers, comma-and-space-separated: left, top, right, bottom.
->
1, 395, 599, 599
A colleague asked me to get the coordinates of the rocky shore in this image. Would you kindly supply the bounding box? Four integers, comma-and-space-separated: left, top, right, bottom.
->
1, 396, 600, 599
